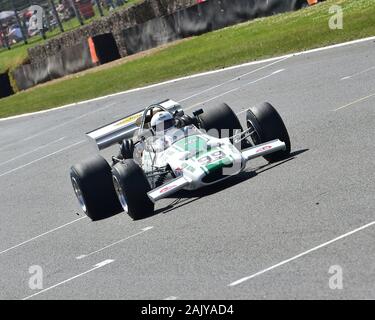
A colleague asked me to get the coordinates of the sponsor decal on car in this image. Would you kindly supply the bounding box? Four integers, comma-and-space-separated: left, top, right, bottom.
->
195, 150, 233, 173
197, 150, 226, 165
114, 113, 142, 127
256, 145, 272, 153
159, 185, 177, 194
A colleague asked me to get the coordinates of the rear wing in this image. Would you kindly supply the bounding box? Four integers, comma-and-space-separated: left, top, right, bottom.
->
87, 99, 182, 150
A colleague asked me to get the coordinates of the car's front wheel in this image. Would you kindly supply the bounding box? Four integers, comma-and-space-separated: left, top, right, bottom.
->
70, 155, 122, 221
112, 160, 154, 220
246, 102, 291, 163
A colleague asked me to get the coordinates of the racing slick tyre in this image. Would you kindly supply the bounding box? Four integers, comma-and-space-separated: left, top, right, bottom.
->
70, 155, 122, 221
246, 102, 291, 163
199, 103, 243, 140
112, 160, 154, 220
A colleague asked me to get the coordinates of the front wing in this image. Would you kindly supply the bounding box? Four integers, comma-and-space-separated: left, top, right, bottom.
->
147, 176, 192, 203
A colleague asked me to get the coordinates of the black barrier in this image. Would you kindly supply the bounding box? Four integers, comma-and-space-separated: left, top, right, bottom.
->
92, 33, 121, 64
0, 72, 14, 98
123, 0, 301, 55
13, 40, 94, 91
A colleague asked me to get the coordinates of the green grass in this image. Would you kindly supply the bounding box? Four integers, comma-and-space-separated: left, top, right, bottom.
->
1, 0, 375, 118
0, 0, 142, 73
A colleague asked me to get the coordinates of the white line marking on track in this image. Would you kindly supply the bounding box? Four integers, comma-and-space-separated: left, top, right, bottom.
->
0, 137, 65, 167
76, 226, 154, 260
20, 101, 119, 143
0, 100, 119, 154
22, 259, 114, 300
0, 140, 84, 178
228, 220, 375, 287
340, 66, 375, 81
185, 69, 285, 111
2, 35, 375, 123
164, 296, 178, 300
178, 57, 289, 103
333, 92, 375, 111
0, 216, 87, 256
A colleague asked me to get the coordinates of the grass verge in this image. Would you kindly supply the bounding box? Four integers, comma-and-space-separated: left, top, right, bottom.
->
0, 0, 374, 118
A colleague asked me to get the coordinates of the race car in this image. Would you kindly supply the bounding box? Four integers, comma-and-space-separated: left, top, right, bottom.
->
70, 99, 291, 221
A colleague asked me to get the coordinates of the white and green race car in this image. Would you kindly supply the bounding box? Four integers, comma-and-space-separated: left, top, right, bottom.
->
70, 99, 291, 221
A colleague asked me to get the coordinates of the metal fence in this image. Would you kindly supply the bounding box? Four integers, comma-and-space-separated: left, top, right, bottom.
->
0, 0, 129, 50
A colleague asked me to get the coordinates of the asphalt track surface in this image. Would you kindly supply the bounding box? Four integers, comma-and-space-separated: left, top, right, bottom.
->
0, 39, 375, 300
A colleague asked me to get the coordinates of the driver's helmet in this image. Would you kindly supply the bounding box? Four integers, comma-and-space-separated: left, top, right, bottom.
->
150, 111, 175, 133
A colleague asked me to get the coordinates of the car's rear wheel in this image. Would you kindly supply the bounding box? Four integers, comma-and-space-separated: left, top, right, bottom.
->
70, 155, 122, 221
199, 103, 242, 139
112, 160, 154, 220
246, 102, 291, 163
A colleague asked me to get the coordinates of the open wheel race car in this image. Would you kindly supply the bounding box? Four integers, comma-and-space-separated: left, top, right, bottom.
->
70, 99, 291, 221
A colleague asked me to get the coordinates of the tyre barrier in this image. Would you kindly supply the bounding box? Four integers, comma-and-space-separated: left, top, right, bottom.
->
0, 72, 14, 99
